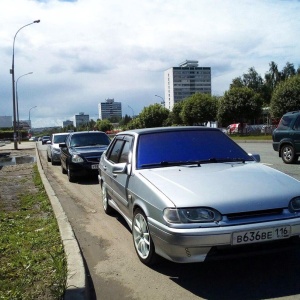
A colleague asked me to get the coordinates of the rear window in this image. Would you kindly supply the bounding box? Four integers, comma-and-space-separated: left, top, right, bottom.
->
277, 115, 295, 130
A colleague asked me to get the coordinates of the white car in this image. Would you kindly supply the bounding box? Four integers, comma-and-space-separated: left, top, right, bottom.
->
47, 133, 69, 165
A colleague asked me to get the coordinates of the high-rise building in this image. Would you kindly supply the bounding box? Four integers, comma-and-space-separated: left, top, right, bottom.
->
98, 98, 122, 120
75, 112, 89, 128
164, 60, 211, 110
63, 120, 74, 128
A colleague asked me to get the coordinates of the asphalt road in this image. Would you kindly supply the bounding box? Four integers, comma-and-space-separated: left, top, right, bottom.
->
239, 141, 300, 181
38, 142, 300, 300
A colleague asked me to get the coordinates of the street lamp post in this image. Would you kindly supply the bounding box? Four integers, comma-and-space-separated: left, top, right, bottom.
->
16, 72, 33, 143
128, 105, 135, 118
10, 20, 40, 150
155, 94, 165, 105
29, 106, 37, 129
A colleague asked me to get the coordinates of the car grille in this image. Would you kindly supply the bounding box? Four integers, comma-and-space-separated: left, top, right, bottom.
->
85, 156, 101, 164
226, 208, 284, 221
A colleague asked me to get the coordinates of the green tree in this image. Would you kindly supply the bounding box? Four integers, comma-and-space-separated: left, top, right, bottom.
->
126, 117, 142, 130
217, 87, 263, 126
231, 67, 263, 93
138, 104, 170, 128
180, 93, 218, 126
281, 62, 296, 80
169, 101, 185, 125
119, 114, 132, 128
270, 75, 300, 118
95, 119, 113, 132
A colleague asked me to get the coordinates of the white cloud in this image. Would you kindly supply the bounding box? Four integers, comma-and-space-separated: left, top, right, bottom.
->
0, 0, 300, 128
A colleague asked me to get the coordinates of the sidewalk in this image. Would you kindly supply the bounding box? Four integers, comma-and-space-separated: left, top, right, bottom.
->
0, 141, 87, 299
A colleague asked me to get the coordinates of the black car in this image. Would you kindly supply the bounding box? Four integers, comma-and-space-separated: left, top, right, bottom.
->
60, 131, 111, 182
272, 111, 300, 164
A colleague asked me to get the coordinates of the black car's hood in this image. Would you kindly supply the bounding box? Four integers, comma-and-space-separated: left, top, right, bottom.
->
70, 145, 108, 157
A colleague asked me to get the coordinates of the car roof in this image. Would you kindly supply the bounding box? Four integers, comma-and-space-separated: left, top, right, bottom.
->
117, 126, 220, 136
52, 132, 69, 136
283, 111, 300, 116
69, 131, 106, 135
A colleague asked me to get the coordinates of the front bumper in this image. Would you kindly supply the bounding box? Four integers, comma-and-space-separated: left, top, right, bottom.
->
68, 161, 99, 178
148, 217, 300, 263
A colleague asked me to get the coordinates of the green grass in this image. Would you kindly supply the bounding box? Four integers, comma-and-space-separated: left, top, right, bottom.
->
0, 164, 67, 300
229, 134, 273, 141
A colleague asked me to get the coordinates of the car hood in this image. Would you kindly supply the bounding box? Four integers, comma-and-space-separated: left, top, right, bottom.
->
70, 145, 108, 157
138, 163, 300, 214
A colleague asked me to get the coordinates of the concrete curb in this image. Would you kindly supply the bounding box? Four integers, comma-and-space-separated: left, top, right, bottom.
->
35, 145, 87, 299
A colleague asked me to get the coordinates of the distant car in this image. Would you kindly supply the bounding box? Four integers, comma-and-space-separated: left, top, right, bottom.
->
47, 133, 69, 165
41, 136, 51, 145
272, 111, 300, 164
60, 131, 110, 182
29, 136, 38, 141
226, 123, 248, 134
99, 126, 300, 265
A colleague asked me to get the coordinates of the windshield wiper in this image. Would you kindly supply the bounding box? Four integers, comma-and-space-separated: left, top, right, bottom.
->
181, 158, 247, 165
140, 158, 248, 168
140, 161, 189, 168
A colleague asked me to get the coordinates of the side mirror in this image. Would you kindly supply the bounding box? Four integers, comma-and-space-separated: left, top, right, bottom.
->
248, 153, 260, 162
112, 162, 127, 174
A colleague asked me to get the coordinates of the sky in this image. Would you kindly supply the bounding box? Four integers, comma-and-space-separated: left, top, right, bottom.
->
0, 0, 300, 128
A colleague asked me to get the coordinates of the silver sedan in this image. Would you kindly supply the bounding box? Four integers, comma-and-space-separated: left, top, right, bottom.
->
98, 127, 300, 265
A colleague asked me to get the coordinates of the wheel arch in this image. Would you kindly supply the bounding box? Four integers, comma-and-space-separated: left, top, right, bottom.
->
279, 140, 295, 157
132, 199, 150, 218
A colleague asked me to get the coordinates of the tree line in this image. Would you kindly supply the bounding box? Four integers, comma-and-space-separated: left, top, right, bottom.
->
116, 61, 300, 130
49, 60, 300, 134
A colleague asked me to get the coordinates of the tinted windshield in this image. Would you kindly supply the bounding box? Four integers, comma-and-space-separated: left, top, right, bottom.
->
70, 133, 110, 147
136, 130, 252, 169
53, 135, 68, 143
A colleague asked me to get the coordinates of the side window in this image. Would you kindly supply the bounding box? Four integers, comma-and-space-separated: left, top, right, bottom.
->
106, 135, 133, 164
293, 116, 300, 131
119, 141, 130, 163
108, 140, 124, 163
277, 115, 294, 130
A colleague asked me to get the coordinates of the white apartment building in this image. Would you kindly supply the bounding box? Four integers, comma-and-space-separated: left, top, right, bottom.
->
164, 60, 211, 110
75, 112, 89, 128
98, 98, 122, 120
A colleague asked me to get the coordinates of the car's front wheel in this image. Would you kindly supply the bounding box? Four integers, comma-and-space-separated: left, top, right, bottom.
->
132, 209, 157, 266
281, 144, 297, 164
67, 165, 75, 182
101, 183, 113, 214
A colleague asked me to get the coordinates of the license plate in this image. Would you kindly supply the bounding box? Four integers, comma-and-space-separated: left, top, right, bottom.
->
91, 164, 99, 169
232, 226, 290, 245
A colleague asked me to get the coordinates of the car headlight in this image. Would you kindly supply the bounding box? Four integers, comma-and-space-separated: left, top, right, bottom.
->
289, 197, 300, 212
163, 207, 222, 223
72, 154, 84, 163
